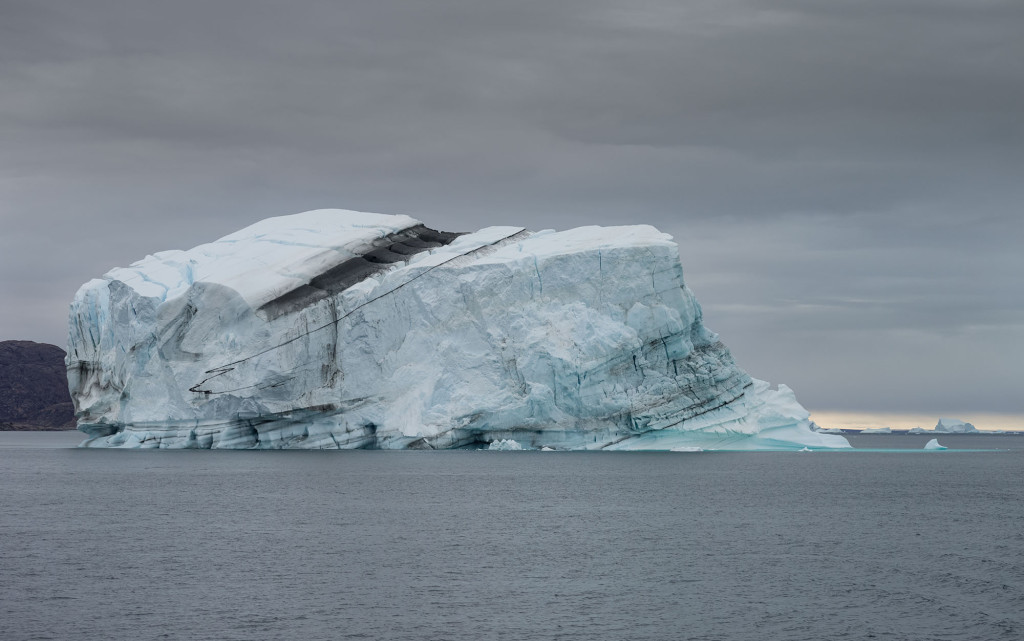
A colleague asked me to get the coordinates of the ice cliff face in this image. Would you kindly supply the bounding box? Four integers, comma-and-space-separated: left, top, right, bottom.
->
67, 209, 849, 450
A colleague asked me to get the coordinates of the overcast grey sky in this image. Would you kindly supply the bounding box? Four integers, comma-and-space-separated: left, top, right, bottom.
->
2, 0, 1022, 416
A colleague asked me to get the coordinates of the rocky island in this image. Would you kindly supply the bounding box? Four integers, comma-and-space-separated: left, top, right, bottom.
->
0, 340, 75, 430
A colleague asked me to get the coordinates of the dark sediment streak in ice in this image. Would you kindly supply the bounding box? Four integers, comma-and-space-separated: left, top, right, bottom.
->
258, 225, 462, 319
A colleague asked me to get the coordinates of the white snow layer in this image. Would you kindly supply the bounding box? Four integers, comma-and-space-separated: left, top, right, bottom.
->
67, 209, 850, 451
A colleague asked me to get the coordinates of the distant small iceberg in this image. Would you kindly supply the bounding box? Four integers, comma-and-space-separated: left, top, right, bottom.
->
907, 427, 928, 434
860, 427, 892, 434
934, 418, 978, 434
487, 439, 523, 451
923, 438, 947, 450
670, 446, 704, 452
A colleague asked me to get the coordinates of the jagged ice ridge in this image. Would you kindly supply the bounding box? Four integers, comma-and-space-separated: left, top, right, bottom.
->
67, 209, 850, 451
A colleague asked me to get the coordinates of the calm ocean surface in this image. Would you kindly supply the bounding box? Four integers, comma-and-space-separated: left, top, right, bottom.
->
2, 432, 1023, 641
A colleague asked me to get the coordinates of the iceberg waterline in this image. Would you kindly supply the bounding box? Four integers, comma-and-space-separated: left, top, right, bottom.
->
67, 209, 850, 451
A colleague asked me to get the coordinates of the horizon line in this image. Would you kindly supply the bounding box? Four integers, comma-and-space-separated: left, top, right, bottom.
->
808, 411, 1024, 432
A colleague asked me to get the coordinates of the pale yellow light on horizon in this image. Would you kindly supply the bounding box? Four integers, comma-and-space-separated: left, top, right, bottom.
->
808, 411, 1024, 432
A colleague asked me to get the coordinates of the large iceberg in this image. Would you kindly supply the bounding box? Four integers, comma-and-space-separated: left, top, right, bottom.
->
67, 209, 849, 451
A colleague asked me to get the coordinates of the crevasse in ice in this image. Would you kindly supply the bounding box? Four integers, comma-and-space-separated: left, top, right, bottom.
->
67, 209, 850, 451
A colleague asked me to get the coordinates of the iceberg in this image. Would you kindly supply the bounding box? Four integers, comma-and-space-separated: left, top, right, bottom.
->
860, 427, 892, 434
933, 418, 978, 434
67, 209, 850, 451
486, 439, 524, 451
923, 438, 947, 450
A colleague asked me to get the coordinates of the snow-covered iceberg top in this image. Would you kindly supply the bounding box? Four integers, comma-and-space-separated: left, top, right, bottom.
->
67, 209, 850, 451
94, 210, 424, 309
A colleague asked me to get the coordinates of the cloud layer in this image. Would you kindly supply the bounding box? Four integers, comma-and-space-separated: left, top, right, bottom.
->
2, 0, 1021, 414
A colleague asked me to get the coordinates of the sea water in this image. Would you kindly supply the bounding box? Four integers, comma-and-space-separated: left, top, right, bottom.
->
2, 431, 1022, 641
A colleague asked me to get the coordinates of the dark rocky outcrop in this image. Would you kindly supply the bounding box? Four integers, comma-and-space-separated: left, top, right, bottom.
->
0, 340, 75, 430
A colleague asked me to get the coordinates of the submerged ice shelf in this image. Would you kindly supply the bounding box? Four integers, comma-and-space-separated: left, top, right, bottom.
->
67, 209, 849, 451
